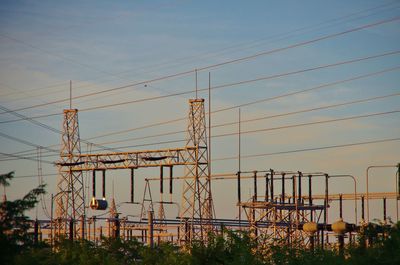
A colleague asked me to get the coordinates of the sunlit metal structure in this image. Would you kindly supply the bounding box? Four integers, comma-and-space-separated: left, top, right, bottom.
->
54, 109, 85, 239
54, 99, 214, 243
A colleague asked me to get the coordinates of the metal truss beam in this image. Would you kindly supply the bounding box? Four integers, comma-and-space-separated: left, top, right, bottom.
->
62, 146, 198, 172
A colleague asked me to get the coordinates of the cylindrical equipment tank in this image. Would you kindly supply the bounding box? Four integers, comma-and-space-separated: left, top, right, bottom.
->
332, 218, 347, 234
90, 197, 108, 210
303, 222, 318, 234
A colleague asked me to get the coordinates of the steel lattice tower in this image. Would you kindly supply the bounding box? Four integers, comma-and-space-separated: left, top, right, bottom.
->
180, 98, 214, 243
55, 109, 85, 238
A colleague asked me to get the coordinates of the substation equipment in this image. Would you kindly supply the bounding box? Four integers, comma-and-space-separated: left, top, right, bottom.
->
30, 97, 399, 251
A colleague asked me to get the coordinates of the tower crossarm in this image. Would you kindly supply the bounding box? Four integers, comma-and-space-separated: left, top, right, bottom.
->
60, 146, 198, 171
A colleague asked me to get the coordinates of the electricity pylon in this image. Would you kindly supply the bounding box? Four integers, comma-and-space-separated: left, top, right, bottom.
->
54, 109, 85, 239
179, 98, 214, 243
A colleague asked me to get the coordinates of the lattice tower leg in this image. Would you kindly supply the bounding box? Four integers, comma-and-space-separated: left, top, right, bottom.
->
55, 109, 85, 239
179, 99, 213, 244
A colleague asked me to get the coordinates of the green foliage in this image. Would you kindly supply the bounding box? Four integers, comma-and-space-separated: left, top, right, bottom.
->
2, 171, 400, 264
190, 229, 263, 265
140, 242, 190, 265
0, 171, 46, 265
4, 223, 400, 265
0, 171, 13, 187
346, 222, 400, 265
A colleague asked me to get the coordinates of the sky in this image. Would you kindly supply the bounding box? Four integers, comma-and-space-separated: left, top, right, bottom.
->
0, 0, 399, 224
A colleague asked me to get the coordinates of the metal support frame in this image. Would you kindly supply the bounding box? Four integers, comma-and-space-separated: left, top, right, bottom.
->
55, 99, 213, 243
239, 171, 325, 248
55, 109, 84, 239
179, 98, 213, 243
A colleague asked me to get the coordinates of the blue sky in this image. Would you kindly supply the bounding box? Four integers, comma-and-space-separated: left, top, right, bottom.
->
1, 0, 400, 222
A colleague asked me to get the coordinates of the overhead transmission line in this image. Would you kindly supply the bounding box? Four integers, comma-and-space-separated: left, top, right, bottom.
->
0, 104, 124, 154
95, 92, 400, 146
2, 65, 397, 161
213, 137, 400, 162
5, 137, 400, 168
1, 16, 399, 116
79, 65, 400, 141
5, 137, 400, 166
0, 131, 58, 153
92, 109, 399, 152
0, 152, 58, 162
1, 0, 397, 103
77, 50, 400, 112
212, 110, 400, 138
2, 50, 399, 125
0, 151, 54, 164
13, 173, 58, 179
2, 109, 398, 161
1, 64, 398, 161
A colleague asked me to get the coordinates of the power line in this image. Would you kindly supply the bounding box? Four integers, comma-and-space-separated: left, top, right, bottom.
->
86, 116, 187, 141
95, 92, 400, 146
0, 145, 58, 161
71, 65, 400, 141
0, 153, 58, 162
1, 16, 399, 116
1, 1, 397, 103
2, 109, 398, 162
0, 112, 62, 124
0, 151, 54, 164
212, 110, 400, 138
2, 51, 399, 126
77, 50, 400, 112
0, 131, 58, 153
88, 108, 400, 152
212, 67, 400, 114
101, 109, 399, 151
1, 65, 398, 161
0, 104, 122, 153
13, 173, 58, 179
197, 17, 400, 72
213, 137, 400, 161
0, 104, 63, 134
98, 130, 186, 146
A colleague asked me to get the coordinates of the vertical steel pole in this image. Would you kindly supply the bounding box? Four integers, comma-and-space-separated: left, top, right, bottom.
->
131, 168, 134, 203
253, 171, 258, 201
322, 174, 329, 249
383, 197, 387, 223
361, 196, 365, 221
238, 109, 241, 227
92, 170, 96, 198
237, 171, 241, 227
169, 166, 173, 195
298, 172, 302, 204
238, 109, 241, 173
281, 173, 285, 203
309, 175, 313, 221
102, 170, 106, 199
292, 175, 295, 204
265, 174, 269, 202
270, 169, 274, 202
160, 166, 164, 194
148, 211, 154, 248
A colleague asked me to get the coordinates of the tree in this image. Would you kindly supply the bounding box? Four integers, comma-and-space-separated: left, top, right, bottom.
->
0, 171, 46, 264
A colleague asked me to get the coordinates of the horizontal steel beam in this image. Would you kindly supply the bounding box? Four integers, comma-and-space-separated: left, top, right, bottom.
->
58, 146, 199, 171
